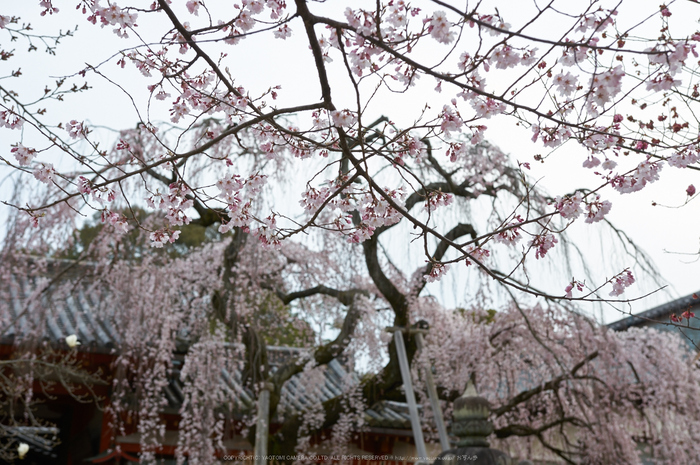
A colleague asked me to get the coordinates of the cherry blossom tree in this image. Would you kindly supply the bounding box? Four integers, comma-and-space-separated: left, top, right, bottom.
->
2, 0, 700, 463
6, 0, 700, 298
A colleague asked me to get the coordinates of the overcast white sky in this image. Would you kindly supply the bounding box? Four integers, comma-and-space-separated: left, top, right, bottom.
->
2, 1, 699, 324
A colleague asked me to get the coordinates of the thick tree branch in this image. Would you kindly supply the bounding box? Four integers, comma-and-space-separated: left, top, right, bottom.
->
362, 234, 408, 324
494, 416, 586, 439
492, 350, 599, 417
294, 0, 334, 108
270, 284, 368, 306
412, 222, 478, 296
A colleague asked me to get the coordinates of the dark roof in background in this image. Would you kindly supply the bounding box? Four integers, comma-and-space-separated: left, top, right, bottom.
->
3, 273, 120, 350
608, 290, 700, 331
2, 272, 413, 429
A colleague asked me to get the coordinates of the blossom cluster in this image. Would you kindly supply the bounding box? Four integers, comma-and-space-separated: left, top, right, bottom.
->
670, 310, 695, 323
66, 120, 86, 139
490, 45, 538, 70
493, 216, 523, 245
584, 195, 612, 224
256, 214, 281, 249
554, 192, 584, 220
428, 11, 454, 44
668, 147, 700, 168
11, 144, 37, 166
350, 190, 404, 243
464, 245, 490, 267
554, 193, 612, 224
331, 110, 357, 128
85, 1, 139, 38
586, 66, 625, 116
146, 181, 194, 228
423, 262, 449, 282
564, 279, 585, 299
0, 110, 23, 130
215, 173, 267, 234
530, 233, 558, 260
439, 105, 463, 135
101, 210, 130, 235
299, 185, 333, 214
609, 269, 635, 297
149, 229, 180, 248
424, 191, 453, 212
32, 164, 56, 184
646, 40, 695, 91
610, 159, 662, 194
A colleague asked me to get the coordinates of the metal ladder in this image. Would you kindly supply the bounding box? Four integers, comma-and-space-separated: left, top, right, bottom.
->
388, 326, 450, 463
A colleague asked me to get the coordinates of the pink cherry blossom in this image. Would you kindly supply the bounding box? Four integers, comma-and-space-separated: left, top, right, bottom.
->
554, 192, 584, 220
347, 223, 374, 243
531, 233, 557, 259
493, 216, 523, 245
601, 158, 617, 170
4, 3, 700, 460
610, 159, 662, 194
471, 97, 506, 119
491, 45, 522, 69
186, 1, 200, 16
428, 11, 454, 44
256, 215, 281, 249
584, 195, 612, 224
423, 262, 449, 282
464, 245, 490, 266
330, 110, 357, 128
424, 191, 453, 212
76, 176, 92, 195
582, 156, 601, 168
552, 72, 578, 96
11, 144, 37, 166
274, 24, 292, 39
216, 174, 244, 195
235, 10, 256, 32
439, 105, 463, 135
300, 185, 332, 213
609, 269, 635, 296
668, 149, 699, 168
66, 120, 86, 139
0, 110, 23, 129
564, 279, 584, 298
32, 164, 56, 184
149, 229, 170, 247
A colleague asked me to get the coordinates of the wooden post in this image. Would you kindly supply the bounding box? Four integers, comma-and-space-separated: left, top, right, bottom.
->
392, 329, 428, 463
415, 332, 450, 452
254, 382, 272, 465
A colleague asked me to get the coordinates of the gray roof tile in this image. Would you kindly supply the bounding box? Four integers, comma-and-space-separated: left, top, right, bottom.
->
2, 271, 413, 430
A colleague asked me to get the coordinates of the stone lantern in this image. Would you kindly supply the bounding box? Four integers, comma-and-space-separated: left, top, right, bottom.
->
433, 382, 512, 465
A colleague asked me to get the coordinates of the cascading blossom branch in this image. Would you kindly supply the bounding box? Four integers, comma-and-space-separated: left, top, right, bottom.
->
4, 1, 700, 461
554, 192, 612, 224
1, 0, 698, 331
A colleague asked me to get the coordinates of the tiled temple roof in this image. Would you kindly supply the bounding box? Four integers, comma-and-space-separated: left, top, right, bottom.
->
1, 268, 412, 429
